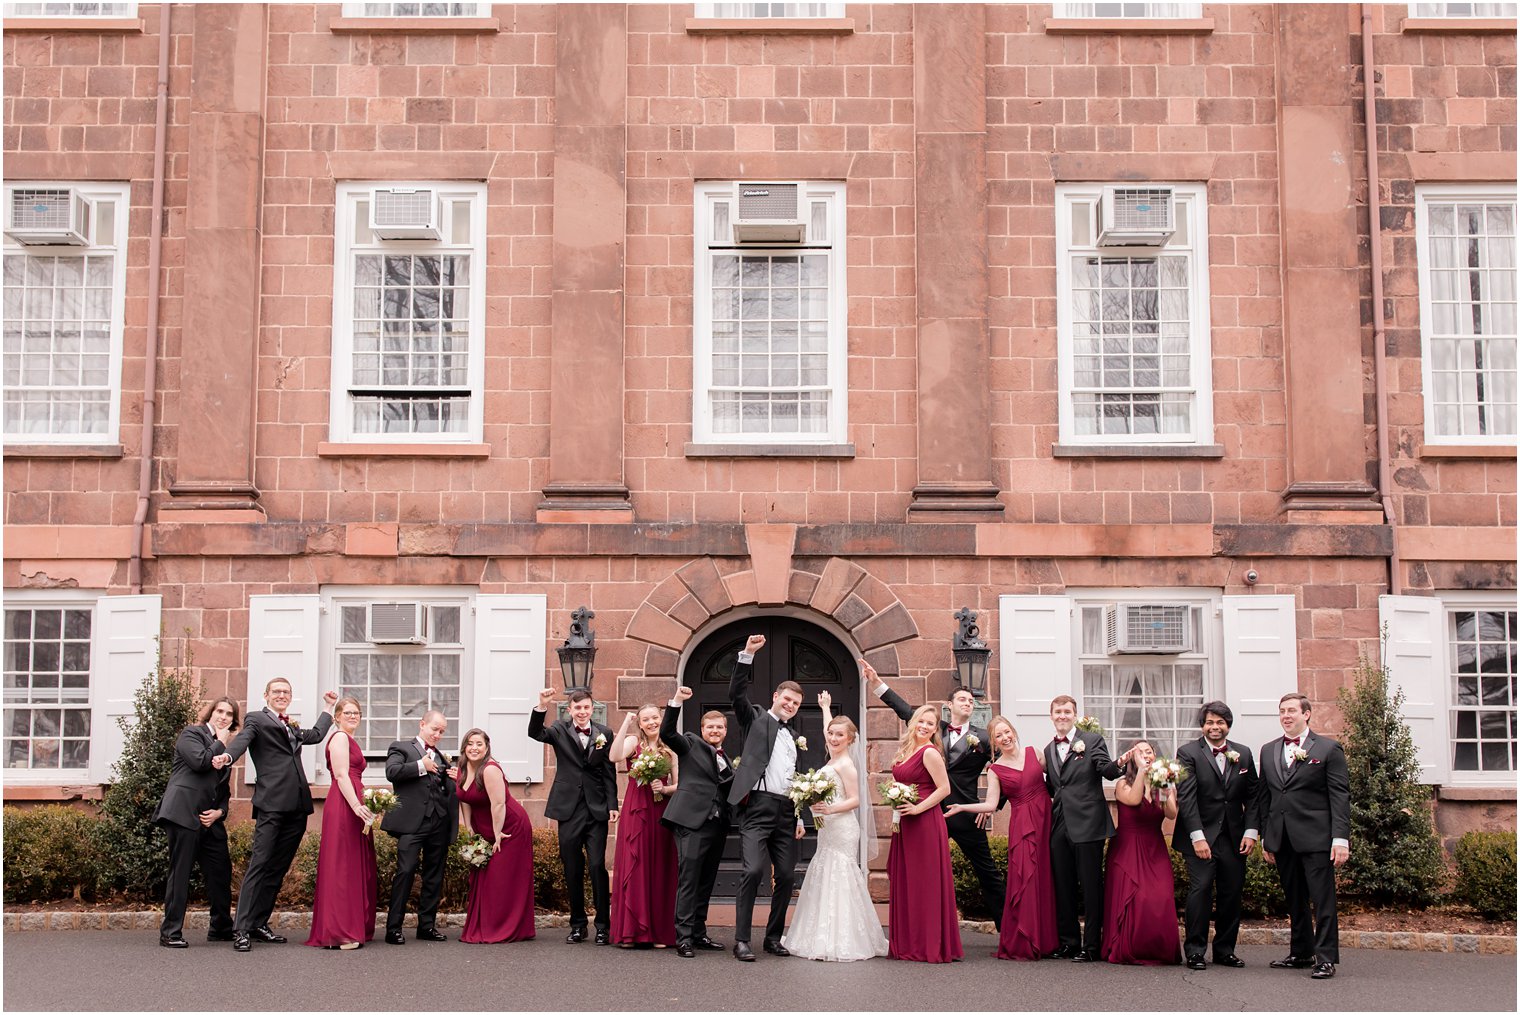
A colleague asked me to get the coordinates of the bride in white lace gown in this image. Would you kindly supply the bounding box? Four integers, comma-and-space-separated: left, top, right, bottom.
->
781, 691, 888, 961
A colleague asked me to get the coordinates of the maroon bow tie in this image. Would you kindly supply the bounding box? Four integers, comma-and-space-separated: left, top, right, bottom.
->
277, 713, 290, 725
1283, 736, 1300, 746
1054, 736, 1069, 744
714, 746, 726, 758
947, 726, 963, 736
1212, 746, 1228, 756
576, 727, 592, 737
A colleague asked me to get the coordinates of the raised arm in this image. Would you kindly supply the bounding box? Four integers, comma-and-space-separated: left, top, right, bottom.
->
728, 634, 766, 718
818, 689, 834, 727
661, 687, 692, 758
294, 692, 338, 745
527, 688, 555, 743
861, 657, 914, 723
609, 712, 641, 764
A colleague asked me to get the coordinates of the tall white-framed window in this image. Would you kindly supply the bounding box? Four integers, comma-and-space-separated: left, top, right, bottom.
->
1053, 2, 1203, 16
694, 3, 844, 15
1410, 3, 1518, 16
692, 180, 847, 445
4, 2, 137, 15
329, 182, 485, 443
324, 587, 474, 754
340, 2, 491, 15
1415, 185, 1517, 444
3, 592, 100, 774
1444, 594, 1517, 779
1073, 590, 1219, 757
2, 182, 129, 444
1056, 183, 1213, 445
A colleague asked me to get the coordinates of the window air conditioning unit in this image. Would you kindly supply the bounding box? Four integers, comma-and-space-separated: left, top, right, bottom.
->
1104, 604, 1193, 655
4, 187, 92, 246
1097, 186, 1175, 247
368, 602, 428, 644
369, 187, 442, 240
732, 183, 806, 243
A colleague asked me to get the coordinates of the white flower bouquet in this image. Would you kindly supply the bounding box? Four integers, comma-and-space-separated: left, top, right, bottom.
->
1144, 756, 1188, 789
629, 747, 674, 801
457, 830, 492, 869
361, 787, 397, 836
1074, 716, 1104, 734
787, 768, 836, 830
878, 780, 919, 833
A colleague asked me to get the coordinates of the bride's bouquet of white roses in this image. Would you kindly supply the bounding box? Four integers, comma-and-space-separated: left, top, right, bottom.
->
1074, 716, 1104, 734
629, 747, 674, 801
457, 830, 492, 869
878, 780, 919, 834
787, 768, 836, 830
361, 787, 398, 836
1144, 756, 1188, 790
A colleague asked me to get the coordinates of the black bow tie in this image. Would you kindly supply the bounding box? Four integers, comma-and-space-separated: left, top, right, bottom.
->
778, 719, 792, 731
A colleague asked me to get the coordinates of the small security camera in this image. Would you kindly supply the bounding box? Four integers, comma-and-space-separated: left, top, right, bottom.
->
1243, 569, 1260, 585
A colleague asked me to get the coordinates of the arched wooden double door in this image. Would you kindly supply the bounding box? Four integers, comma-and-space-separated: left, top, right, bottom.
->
681, 616, 859, 900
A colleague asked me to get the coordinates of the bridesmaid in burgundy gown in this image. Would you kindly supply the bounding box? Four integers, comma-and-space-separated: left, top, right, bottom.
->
1103, 740, 1182, 966
886, 704, 963, 963
946, 716, 1057, 960
608, 704, 679, 947
456, 728, 535, 943
306, 696, 378, 949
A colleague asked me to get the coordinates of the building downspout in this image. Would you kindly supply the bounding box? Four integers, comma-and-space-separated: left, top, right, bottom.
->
128, 3, 171, 595
1362, 4, 1402, 595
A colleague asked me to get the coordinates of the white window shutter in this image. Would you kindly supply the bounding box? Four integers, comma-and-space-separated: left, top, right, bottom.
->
473, 594, 547, 785
89, 595, 162, 783
999, 595, 1074, 741
1380, 594, 1448, 785
1221, 594, 1300, 757
246, 595, 324, 786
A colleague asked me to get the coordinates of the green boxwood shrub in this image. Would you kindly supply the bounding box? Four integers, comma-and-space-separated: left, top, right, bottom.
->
1452, 830, 1517, 921
2, 805, 100, 903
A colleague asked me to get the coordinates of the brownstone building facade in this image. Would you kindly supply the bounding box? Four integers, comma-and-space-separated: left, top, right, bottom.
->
3, 3, 1515, 885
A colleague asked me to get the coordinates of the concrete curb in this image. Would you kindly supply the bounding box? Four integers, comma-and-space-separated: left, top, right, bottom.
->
5, 910, 1515, 954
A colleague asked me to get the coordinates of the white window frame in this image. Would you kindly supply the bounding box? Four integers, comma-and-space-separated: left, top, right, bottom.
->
1410, 3, 1518, 17
691, 180, 848, 446
1069, 588, 1222, 758
1440, 590, 1518, 786
321, 586, 476, 757
339, 2, 491, 15
1414, 184, 1517, 445
2, 181, 129, 445
693, 3, 844, 17
1052, 2, 1203, 17
2, 589, 105, 784
4, 2, 137, 15
1055, 182, 1214, 446
329, 181, 486, 444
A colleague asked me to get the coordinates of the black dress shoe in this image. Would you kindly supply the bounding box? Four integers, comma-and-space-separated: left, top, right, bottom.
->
232, 933, 251, 952
1071, 949, 1098, 962
566, 928, 587, 943
676, 942, 696, 958
1311, 962, 1336, 979
1270, 955, 1315, 969
595, 930, 611, 945
1186, 954, 1207, 970
1048, 945, 1076, 959
762, 940, 790, 957
206, 930, 236, 942
733, 941, 756, 962
1214, 953, 1246, 968
251, 925, 287, 944
159, 935, 188, 949
696, 936, 725, 951
385, 930, 406, 945
416, 927, 447, 942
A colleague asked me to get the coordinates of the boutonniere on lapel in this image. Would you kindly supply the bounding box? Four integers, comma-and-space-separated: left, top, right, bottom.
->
794, 736, 808, 751
1290, 747, 1309, 764
282, 716, 301, 731
1225, 750, 1241, 764
1070, 739, 1087, 756
732, 755, 741, 770
593, 733, 607, 750
965, 734, 981, 750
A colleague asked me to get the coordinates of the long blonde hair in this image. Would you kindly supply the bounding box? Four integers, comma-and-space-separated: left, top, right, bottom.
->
894, 704, 944, 765
987, 715, 1019, 756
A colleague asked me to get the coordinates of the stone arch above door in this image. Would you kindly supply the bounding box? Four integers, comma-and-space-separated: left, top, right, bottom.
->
626, 556, 920, 682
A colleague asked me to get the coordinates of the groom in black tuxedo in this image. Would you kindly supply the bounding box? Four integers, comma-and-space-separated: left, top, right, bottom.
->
868, 662, 1006, 930
1254, 692, 1351, 980
528, 686, 619, 944
383, 709, 459, 944
1045, 694, 1122, 961
727, 633, 806, 962
213, 679, 337, 951
660, 685, 734, 958
1173, 700, 1260, 970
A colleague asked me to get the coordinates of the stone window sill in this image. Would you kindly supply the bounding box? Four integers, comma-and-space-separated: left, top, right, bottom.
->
684, 442, 856, 459
328, 16, 500, 34
1402, 17, 1517, 33
317, 441, 492, 458
1044, 17, 1214, 34
2, 783, 104, 801
3, 443, 124, 459
1052, 443, 1225, 459
1419, 444, 1517, 459
1436, 785, 1518, 802
1, 17, 142, 31
685, 17, 854, 34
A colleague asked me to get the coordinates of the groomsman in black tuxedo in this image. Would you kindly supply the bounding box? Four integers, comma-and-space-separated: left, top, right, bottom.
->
726, 633, 806, 962
660, 684, 735, 958
528, 686, 619, 945
1173, 700, 1260, 970
867, 661, 1006, 930
212, 679, 337, 951
1045, 694, 1122, 961
1254, 692, 1351, 980
153, 697, 238, 948
382, 709, 459, 944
